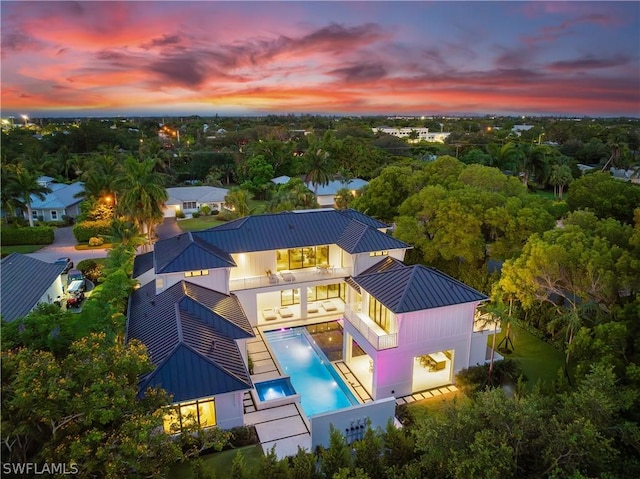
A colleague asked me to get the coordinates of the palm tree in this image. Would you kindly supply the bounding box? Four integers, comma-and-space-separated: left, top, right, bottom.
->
1, 163, 21, 222
5, 164, 51, 227
489, 142, 521, 171
115, 157, 168, 246
224, 187, 252, 218
77, 151, 122, 204
549, 164, 573, 200
103, 217, 147, 249
334, 187, 354, 210
517, 143, 551, 186
304, 141, 332, 199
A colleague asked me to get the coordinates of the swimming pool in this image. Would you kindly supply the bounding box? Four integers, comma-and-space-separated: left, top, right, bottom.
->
263, 327, 359, 416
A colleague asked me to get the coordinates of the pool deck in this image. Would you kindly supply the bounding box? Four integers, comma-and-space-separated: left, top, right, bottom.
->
244, 326, 458, 459
245, 328, 312, 458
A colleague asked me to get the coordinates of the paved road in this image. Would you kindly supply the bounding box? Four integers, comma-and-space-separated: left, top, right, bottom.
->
27, 226, 110, 265
27, 218, 183, 265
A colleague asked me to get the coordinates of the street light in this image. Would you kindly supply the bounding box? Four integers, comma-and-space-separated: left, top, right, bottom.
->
20, 114, 28, 127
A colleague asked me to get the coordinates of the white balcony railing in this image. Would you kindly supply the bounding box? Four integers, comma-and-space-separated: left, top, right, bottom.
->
344, 303, 398, 350
229, 266, 352, 291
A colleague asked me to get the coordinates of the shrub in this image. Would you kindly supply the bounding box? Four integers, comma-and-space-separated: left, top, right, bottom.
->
89, 236, 104, 247
456, 359, 524, 396
72, 220, 112, 243
76, 259, 104, 283
175, 210, 185, 219
191, 211, 200, 218
227, 425, 259, 448
216, 209, 235, 222
211, 209, 219, 216
0, 226, 54, 246
6, 216, 28, 226
61, 215, 75, 226
200, 204, 211, 216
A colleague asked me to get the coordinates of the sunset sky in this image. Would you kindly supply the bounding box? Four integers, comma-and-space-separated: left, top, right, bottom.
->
2, 1, 639, 118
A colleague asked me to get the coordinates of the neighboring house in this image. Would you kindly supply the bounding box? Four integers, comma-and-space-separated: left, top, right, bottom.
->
128, 209, 492, 432
26, 177, 84, 222
611, 167, 640, 184
305, 179, 369, 207
0, 253, 66, 322
271, 176, 369, 207
164, 186, 229, 218
372, 127, 451, 143
511, 124, 535, 136
271, 175, 291, 185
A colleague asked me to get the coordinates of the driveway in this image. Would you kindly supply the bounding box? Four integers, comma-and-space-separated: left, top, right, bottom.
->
155, 217, 182, 240
27, 226, 109, 265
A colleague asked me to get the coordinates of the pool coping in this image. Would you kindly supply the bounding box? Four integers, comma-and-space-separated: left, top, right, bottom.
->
260, 325, 362, 416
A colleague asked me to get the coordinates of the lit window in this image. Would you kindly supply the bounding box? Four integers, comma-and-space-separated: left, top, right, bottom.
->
369, 251, 388, 257
163, 398, 216, 434
185, 270, 209, 278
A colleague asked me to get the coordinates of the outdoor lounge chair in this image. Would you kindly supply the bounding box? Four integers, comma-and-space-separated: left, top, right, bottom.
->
266, 269, 279, 284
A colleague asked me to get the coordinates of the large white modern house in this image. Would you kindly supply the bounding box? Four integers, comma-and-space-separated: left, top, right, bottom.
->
127, 209, 492, 442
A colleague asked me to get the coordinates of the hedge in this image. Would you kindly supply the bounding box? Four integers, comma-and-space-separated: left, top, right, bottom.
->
1, 226, 54, 246
72, 220, 112, 243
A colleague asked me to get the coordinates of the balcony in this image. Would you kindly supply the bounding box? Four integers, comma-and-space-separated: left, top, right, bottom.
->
229, 266, 352, 291
344, 303, 398, 350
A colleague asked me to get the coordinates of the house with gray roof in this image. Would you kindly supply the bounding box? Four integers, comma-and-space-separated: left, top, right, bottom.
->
1, 253, 66, 322
164, 186, 229, 218
270, 176, 369, 207
129, 208, 490, 433
27, 177, 84, 222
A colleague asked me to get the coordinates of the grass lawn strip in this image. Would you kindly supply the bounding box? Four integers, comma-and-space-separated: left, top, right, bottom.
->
168, 445, 264, 478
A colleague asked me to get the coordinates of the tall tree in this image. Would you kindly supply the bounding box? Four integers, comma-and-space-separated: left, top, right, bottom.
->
114, 156, 168, 246
5, 163, 51, 227
224, 187, 252, 218
549, 164, 572, 200
304, 137, 332, 198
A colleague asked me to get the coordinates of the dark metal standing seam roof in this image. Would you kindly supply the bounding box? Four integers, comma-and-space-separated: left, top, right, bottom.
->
133, 251, 154, 277
337, 209, 389, 229
336, 221, 409, 253
154, 232, 236, 273
127, 280, 253, 402
351, 263, 488, 313
152, 209, 410, 277
0, 253, 66, 322
190, 209, 409, 254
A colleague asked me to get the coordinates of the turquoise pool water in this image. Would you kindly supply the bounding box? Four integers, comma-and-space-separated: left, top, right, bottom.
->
255, 377, 296, 401
263, 328, 359, 416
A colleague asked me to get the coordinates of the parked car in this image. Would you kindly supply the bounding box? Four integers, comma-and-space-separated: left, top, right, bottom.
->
67, 269, 84, 285
54, 257, 73, 274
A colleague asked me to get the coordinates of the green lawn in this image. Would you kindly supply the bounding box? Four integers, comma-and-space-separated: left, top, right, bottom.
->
1, 244, 44, 256
178, 216, 226, 232
490, 324, 565, 389
168, 445, 264, 478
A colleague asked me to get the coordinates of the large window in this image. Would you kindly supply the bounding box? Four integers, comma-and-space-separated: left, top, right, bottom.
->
307, 283, 344, 302
281, 289, 300, 306
163, 397, 216, 433
50, 211, 58, 220
182, 201, 197, 210
276, 246, 329, 271
368, 297, 391, 333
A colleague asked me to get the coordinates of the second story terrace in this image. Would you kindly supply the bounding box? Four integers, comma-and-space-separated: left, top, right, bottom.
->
147, 209, 411, 295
